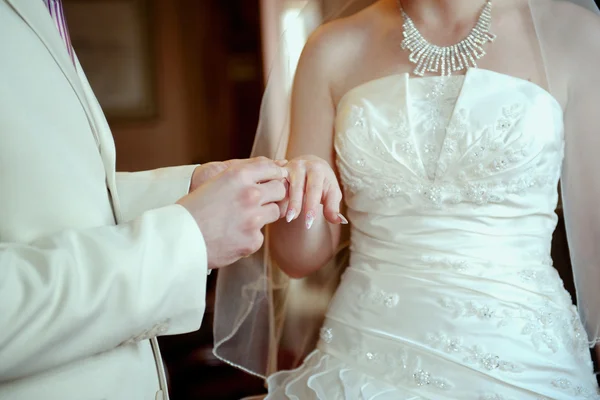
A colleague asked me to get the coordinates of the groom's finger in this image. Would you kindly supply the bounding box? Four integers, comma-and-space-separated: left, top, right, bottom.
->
242, 157, 288, 183
259, 180, 287, 204
224, 158, 286, 173
262, 203, 282, 225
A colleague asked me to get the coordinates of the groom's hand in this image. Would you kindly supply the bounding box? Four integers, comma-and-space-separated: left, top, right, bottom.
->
190, 159, 287, 192
178, 157, 289, 269
189, 161, 236, 193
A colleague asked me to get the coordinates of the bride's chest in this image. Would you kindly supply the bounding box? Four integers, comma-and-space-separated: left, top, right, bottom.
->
334, 70, 564, 208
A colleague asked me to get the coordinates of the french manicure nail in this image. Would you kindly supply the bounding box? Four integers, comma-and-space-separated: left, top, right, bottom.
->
306, 211, 315, 230
338, 213, 349, 225
286, 209, 296, 223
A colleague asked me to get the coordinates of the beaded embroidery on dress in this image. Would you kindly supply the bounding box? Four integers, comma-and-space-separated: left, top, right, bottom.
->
264, 69, 599, 400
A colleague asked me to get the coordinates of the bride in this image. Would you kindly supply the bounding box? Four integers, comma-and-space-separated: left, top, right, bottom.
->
214, 0, 600, 398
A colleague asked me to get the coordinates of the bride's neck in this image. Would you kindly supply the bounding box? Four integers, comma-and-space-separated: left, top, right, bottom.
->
398, 0, 489, 26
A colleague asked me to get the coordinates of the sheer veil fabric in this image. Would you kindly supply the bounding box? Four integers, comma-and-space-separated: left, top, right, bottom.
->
213, 0, 600, 380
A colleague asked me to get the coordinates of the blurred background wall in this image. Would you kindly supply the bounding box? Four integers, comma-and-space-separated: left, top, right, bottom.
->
66, 0, 264, 172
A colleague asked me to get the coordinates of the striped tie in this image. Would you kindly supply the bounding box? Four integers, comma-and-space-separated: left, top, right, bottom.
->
43, 0, 75, 66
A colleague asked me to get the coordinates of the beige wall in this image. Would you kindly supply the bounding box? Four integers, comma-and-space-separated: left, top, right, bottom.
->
110, 0, 196, 172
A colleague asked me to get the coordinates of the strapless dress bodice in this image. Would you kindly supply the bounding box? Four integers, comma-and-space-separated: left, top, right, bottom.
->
335, 68, 564, 267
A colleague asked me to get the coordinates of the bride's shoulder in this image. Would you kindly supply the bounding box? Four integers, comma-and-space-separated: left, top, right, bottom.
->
533, 1, 600, 88
542, 0, 600, 32
541, 0, 600, 62
300, 6, 380, 75
547, 0, 599, 17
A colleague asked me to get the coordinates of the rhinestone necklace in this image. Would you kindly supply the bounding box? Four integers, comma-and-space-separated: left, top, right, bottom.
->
398, 1, 496, 76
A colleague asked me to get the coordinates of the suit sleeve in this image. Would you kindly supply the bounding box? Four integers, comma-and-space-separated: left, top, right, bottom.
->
115, 165, 198, 222
0, 204, 208, 381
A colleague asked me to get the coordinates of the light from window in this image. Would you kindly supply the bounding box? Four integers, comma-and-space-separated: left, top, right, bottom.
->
280, 1, 321, 91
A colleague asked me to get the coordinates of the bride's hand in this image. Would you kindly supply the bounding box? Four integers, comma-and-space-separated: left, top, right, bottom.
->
283, 155, 348, 229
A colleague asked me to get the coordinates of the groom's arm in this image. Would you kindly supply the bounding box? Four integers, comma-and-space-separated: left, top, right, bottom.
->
116, 161, 270, 222
0, 205, 208, 381
116, 166, 198, 222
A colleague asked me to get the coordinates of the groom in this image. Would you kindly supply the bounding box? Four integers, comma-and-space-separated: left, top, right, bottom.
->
0, 1, 286, 399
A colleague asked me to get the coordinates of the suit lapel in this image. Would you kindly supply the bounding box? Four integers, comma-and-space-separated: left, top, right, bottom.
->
6, 0, 101, 147
6, 0, 122, 220
73, 54, 123, 221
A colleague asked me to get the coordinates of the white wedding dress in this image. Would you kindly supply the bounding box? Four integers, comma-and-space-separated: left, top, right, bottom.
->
265, 69, 599, 399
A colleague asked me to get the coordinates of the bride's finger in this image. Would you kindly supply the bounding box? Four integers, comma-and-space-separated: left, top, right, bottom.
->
286, 165, 306, 223
277, 180, 290, 218
277, 199, 289, 219
303, 168, 325, 230
322, 180, 345, 224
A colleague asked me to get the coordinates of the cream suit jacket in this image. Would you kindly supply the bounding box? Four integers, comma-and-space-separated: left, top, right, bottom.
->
0, 1, 208, 399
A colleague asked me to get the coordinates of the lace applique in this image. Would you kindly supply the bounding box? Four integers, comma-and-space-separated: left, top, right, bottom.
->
360, 288, 400, 308
519, 269, 552, 284
517, 268, 584, 314
422, 78, 463, 133
441, 298, 502, 322
348, 346, 453, 391
519, 306, 588, 357
480, 395, 518, 400
414, 77, 464, 179
440, 298, 589, 358
336, 105, 423, 201
551, 378, 600, 399
336, 99, 560, 208
319, 327, 333, 344
436, 104, 526, 179
421, 255, 478, 272
426, 332, 524, 373
336, 99, 558, 207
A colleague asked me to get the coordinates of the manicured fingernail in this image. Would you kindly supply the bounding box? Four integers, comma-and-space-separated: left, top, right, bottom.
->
306, 211, 315, 230
286, 209, 296, 223
338, 213, 349, 225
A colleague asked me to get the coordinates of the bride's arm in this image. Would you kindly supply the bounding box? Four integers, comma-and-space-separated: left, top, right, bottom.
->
270, 30, 345, 279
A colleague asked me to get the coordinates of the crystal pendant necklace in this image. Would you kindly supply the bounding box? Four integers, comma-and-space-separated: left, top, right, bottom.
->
398, 1, 497, 76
